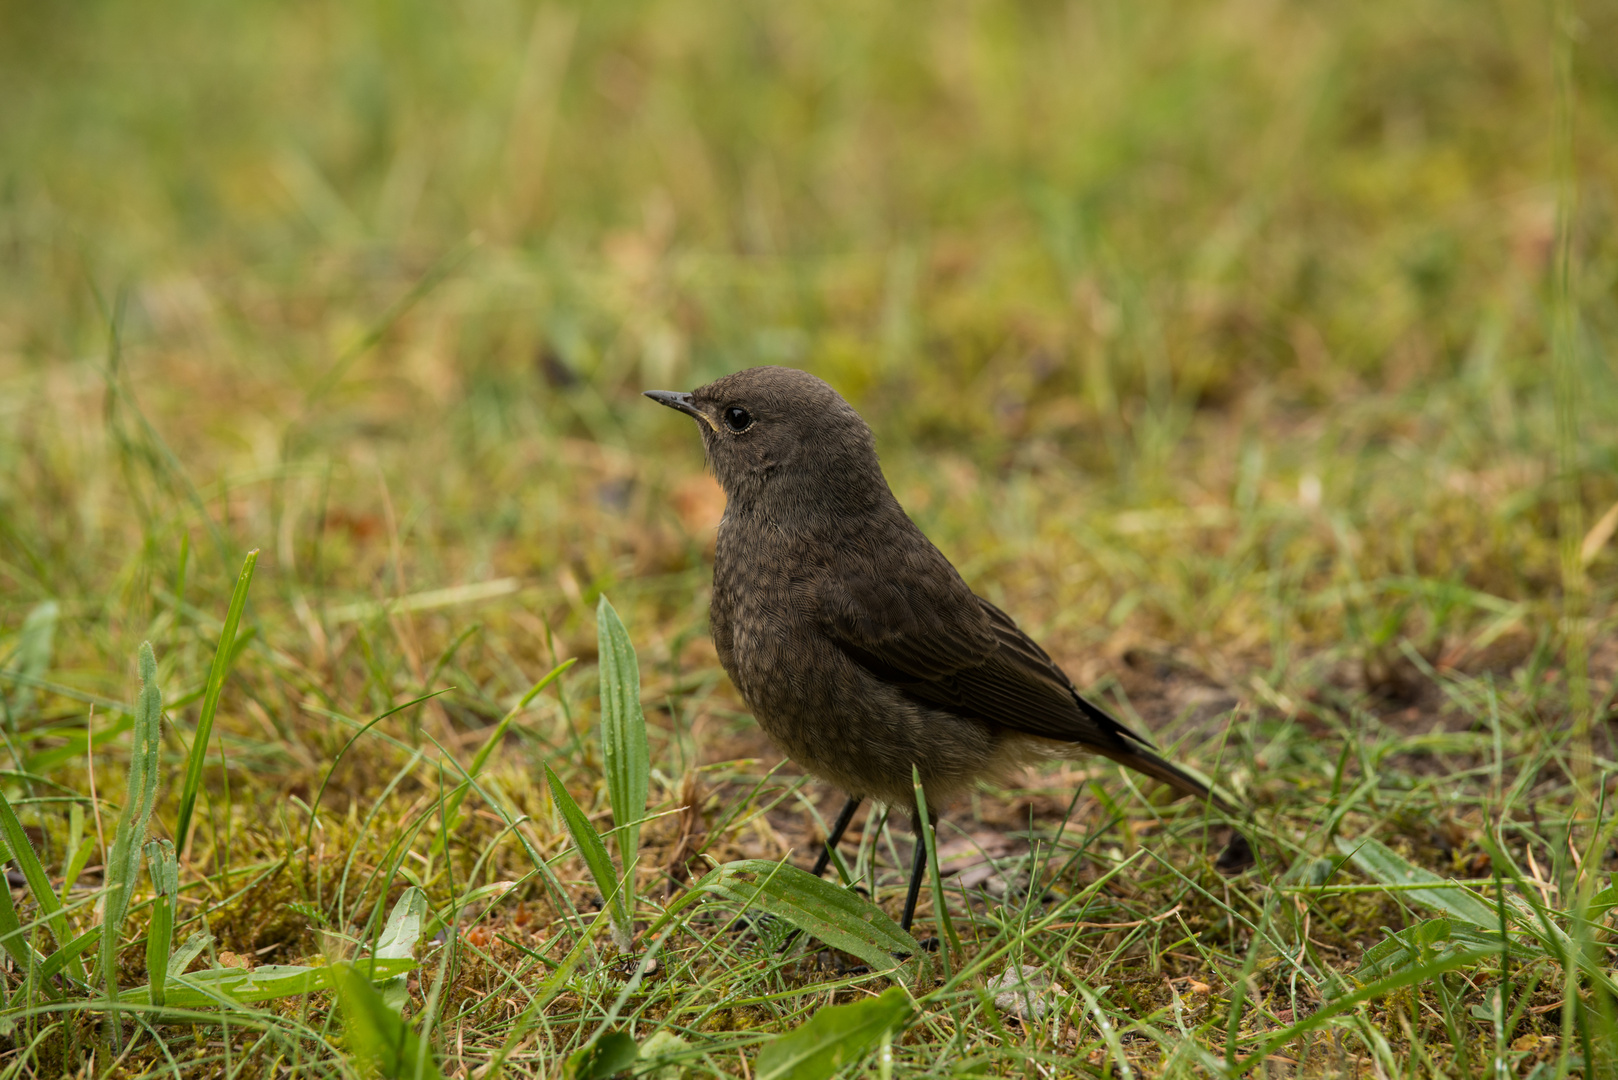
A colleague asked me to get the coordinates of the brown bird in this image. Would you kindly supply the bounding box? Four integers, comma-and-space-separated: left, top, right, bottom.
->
647, 366, 1244, 932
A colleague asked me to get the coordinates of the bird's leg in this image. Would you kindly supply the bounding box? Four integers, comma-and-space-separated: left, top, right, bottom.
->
900, 821, 929, 933
811, 796, 862, 878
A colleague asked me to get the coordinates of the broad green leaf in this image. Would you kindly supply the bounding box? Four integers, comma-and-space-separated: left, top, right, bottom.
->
331, 960, 445, 1080
1347, 917, 1502, 988
168, 931, 213, 978
378, 886, 428, 959
638, 1031, 692, 1079
101, 640, 165, 1047
1583, 875, 1618, 922
1338, 835, 1618, 999
377, 886, 428, 1012
144, 838, 179, 1006
693, 860, 917, 972
175, 548, 258, 854
566, 1031, 639, 1080
1335, 835, 1499, 926
545, 763, 633, 952
755, 986, 913, 1080
121, 956, 417, 1009
596, 597, 648, 938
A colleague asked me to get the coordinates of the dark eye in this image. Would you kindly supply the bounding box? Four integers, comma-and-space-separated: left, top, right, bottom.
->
723, 406, 753, 432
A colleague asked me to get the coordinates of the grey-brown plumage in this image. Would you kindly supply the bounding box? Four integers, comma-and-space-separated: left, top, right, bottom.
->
647, 366, 1244, 927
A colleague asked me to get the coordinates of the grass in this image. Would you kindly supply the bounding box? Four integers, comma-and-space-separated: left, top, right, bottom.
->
2, 0, 1618, 1075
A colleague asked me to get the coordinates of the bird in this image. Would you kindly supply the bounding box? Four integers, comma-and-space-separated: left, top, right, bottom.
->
646, 365, 1246, 933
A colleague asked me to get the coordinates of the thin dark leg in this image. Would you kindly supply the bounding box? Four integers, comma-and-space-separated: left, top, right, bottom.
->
900, 822, 929, 932
811, 796, 862, 878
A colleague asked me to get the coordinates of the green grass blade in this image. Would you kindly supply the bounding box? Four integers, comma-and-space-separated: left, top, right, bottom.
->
696, 859, 918, 972
143, 838, 178, 1008
0, 788, 77, 969
41, 924, 101, 984
428, 658, 575, 860
545, 763, 633, 952
174, 548, 258, 856
100, 640, 165, 1047
912, 765, 961, 976
301, 687, 453, 854
1249, 947, 1500, 1062
5, 599, 58, 725
0, 865, 62, 995
168, 930, 212, 978
482, 902, 619, 1080
58, 801, 94, 907
754, 985, 913, 1080
595, 596, 648, 937
331, 960, 446, 1080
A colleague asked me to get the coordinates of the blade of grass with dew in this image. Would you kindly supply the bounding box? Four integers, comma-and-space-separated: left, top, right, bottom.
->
99, 640, 164, 1048
595, 596, 648, 945
545, 762, 634, 952
143, 838, 178, 1008
174, 548, 257, 857
753, 985, 913, 1080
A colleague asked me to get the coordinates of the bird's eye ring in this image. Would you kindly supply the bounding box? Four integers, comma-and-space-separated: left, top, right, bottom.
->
723, 406, 753, 432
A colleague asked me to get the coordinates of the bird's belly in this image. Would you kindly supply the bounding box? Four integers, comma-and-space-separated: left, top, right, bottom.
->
712, 528, 995, 807
727, 616, 994, 808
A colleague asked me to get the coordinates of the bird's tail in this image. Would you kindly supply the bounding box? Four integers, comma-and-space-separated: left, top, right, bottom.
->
1093, 739, 1245, 820
1096, 739, 1255, 870
1069, 690, 1245, 818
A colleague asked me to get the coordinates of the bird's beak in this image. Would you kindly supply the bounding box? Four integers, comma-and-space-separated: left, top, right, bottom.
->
644, 390, 718, 431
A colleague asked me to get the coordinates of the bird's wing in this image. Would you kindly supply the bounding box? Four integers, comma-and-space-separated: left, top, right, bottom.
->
807, 546, 1226, 807
804, 539, 1154, 753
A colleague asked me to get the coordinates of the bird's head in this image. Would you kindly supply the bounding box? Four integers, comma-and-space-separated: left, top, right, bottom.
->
645, 365, 886, 513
